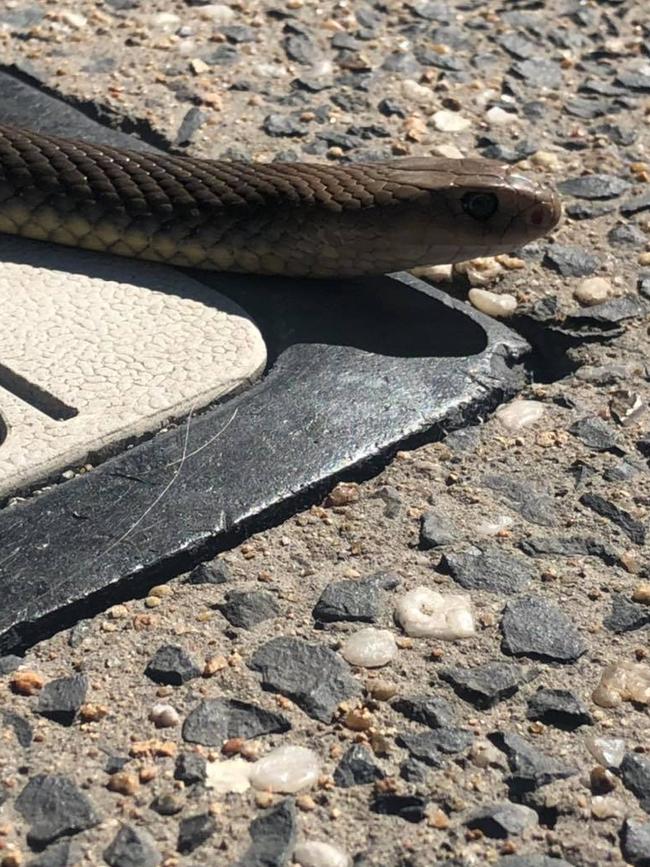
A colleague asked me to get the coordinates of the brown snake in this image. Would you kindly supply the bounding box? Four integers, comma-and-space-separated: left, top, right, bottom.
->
0, 123, 561, 278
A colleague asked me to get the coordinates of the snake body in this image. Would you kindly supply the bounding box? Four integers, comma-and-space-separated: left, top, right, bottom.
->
0, 123, 561, 278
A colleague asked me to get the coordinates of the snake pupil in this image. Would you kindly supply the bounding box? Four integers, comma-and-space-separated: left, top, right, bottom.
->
461, 192, 499, 221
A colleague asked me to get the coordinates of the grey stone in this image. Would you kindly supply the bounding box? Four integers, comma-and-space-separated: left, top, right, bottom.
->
490, 732, 577, 792
441, 546, 536, 595
16, 774, 100, 846
262, 114, 306, 137
621, 191, 650, 217
283, 33, 316, 65
333, 744, 384, 787
0, 654, 22, 674
312, 572, 398, 623
174, 752, 207, 786
36, 674, 88, 726
182, 698, 290, 746
391, 695, 456, 729
496, 857, 576, 867
202, 45, 238, 65
187, 560, 231, 585
174, 108, 205, 148
565, 201, 617, 221
604, 593, 650, 634
2, 710, 33, 748
219, 590, 280, 629
397, 728, 473, 766
568, 295, 650, 326
465, 802, 538, 837
526, 688, 593, 729
221, 24, 255, 43
234, 799, 297, 867
145, 645, 201, 686
620, 818, 650, 866
519, 535, 618, 566
399, 757, 429, 782
150, 792, 184, 816
481, 474, 556, 526
440, 662, 534, 709
177, 814, 216, 855
544, 245, 600, 277
579, 493, 646, 545
616, 71, 650, 92
372, 793, 427, 823
607, 223, 648, 247
249, 637, 361, 721
510, 59, 563, 88
621, 753, 650, 812
558, 174, 631, 200
501, 595, 586, 662
419, 510, 459, 548
26, 842, 73, 867
104, 825, 161, 867
569, 417, 620, 451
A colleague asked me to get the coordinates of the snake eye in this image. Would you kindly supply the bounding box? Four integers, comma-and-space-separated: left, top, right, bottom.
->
461, 191, 499, 221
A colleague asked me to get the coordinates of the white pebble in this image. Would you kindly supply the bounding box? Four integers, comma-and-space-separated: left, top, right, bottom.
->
152, 12, 181, 28
60, 10, 87, 28
249, 745, 321, 793
432, 110, 472, 132
592, 661, 650, 707
574, 277, 612, 307
401, 79, 435, 105
341, 628, 397, 668
486, 106, 515, 126
206, 757, 251, 794
496, 399, 546, 432
294, 841, 351, 867
198, 3, 236, 24
458, 256, 504, 286
431, 144, 464, 159
585, 736, 626, 769
410, 263, 454, 282
149, 703, 180, 728
469, 288, 518, 317
476, 515, 514, 536
395, 587, 475, 639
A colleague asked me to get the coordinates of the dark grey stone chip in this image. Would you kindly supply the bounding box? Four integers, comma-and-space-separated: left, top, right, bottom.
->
177, 814, 217, 855
26, 841, 73, 867
620, 753, 650, 812
501, 595, 586, 662
568, 417, 620, 451
607, 223, 648, 247
509, 59, 563, 88
397, 728, 473, 766
182, 698, 290, 746
263, 114, 306, 137
2, 710, 33, 748
333, 744, 384, 787
144, 645, 201, 686
441, 546, 536, 595
104, 824, 161, 867
526, 688, 593, 729
604, 593, 650, 634
234, 799, 297, 867
543, 244, 600, 277
36, 674, 88, 726
0, 654, 23, 675
621, 191, 650, 217
16, 774, 100, 847
174, 752, 207, 786
391, 695, 456, 729
219, 590, 281, 629
620, 818, 650, 866
439, 662, 535, 709
465, 802, 537, 838
419, 510, 459, 548
312, 572, 398, 623
579, 493, 646, 545
519, 535, 618, 566
616, 71, 650, 92
496, 857, 576, 867
372, 793, 427, 823
481, 474, 556, 526
187, 560, 231, 585
249, 637, 361, 721
490, 732, 577, 792
558, 174, 631, 200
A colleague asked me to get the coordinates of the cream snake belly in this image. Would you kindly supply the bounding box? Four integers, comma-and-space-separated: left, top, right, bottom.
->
0, 123, 561, 278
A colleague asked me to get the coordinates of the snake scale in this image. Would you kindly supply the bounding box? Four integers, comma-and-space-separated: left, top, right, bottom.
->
0, 123, 561, 278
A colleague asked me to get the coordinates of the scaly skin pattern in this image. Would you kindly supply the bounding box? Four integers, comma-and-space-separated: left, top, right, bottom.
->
0, 123, 562, 278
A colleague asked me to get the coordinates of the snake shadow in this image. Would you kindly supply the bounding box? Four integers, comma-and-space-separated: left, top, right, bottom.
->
183, 269, 488, 366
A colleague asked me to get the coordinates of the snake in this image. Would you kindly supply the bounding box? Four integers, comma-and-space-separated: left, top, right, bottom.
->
0, 123, 561, 278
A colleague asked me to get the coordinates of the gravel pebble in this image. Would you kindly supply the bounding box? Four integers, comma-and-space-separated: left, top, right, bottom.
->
340, 628, 397, 668
249, 745, 321, 794
394, 587, 475, 639
501, 595, 586, 662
